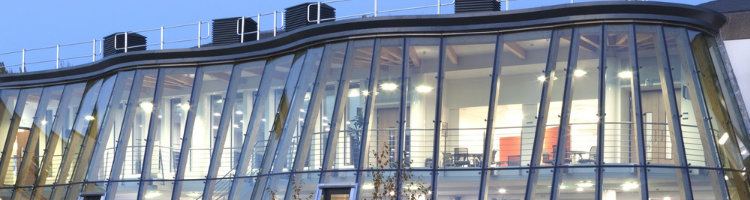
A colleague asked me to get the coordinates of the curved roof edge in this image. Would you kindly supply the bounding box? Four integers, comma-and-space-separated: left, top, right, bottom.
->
0, 1, 725, 88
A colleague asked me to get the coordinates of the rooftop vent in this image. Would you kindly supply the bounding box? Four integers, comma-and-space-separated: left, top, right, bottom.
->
103, 33, 146, 57
213, 17, 258, 46
285, 2, 336, 32
455, 0, 500, 13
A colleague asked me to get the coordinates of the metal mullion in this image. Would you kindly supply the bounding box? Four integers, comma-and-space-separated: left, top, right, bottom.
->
50, 79, 104, 200
594, 25, 606, 200
0, 89, 32, 189
478, 34, 503, 200
136, 68, 168, 200
202, 63, 241, 199
105, 70, 146, 200
395, 37, 409, 196
429, 37, 445, 200
171, 67, 204, 198
12, 87, 53, 200
32, 85, 70, 198
320, 41, 353, 183
227, 56, 288, 200
524, 29, 564, 200
354, 39, 380, 200
627, 24, 650, 200
650, 25, 694, 200
550, 27, 581, 200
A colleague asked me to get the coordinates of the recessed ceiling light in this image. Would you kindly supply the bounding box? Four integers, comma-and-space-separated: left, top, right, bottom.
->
415, 85, 433, 93
618, 71, 633, 79
381, 83, 398, 91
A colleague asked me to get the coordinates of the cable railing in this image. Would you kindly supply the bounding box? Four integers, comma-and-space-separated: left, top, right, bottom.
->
307, 0, 456, 25
236, 11, 285, 43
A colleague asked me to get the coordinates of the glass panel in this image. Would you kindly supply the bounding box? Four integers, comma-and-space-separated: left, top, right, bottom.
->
705, 35, 750, 148
646, 167, 689, 200
288, 173, 320, 200
84, 71, 136, 190
601, 25, 637, 165
724, 169, 750, 200
234, 177, 258, 200
494, 30, 552, 168
358, 170, 395, 200
439, 35, 496, 169
554, 167, 596, 199
13, 187, 33, 200
14, 85, 63, 197
365, 38, 404, 171
112, 69, 158, 181
142, 180, 173, 200
65, 75, 119, 199
663, 27, 721, 168
1, 88, 42, 186
636, 25, 680, 166
436, 170, 480, 199
305, 42, 347, 172
178, 180, 206, 199
34, 83, 85, 187
689, 31, 745, 170
146, 67, 196, 183
601, 167, 642, 200
244, 54, 295, 176
261, 174, 290, 200
486, 169, 530, 200
184, 64, 233, 179
217, 60, 265, 176
689, 168, 727, 200
402, 38, 439, 170
539, 28, 573, 167
330, 40, 374, 171
561, 26, 602, 166
207, 178, 233, 200
33, 186, 53, 200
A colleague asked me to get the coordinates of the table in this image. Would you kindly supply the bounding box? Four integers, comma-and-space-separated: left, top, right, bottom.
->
566, 150, 589, 164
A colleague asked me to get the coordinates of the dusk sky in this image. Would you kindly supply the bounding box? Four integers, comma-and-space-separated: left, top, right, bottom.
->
0, 0, 711, 72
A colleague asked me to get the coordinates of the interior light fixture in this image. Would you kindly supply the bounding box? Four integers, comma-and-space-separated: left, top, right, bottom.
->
348, 89, 360, 97
725, 175, 729, 180
180, 104, 190, 111
663, 197, 671, 200
576, 181, 594, 188
415, 85, 433, 93
41, 120, 47, 125
362, 90, 370, 96
559, 185, 567, 189
618, 71, 633, 79
145, 191, 162, 198
381, 83, 398, 91
537, 76, 545, 81
498, 188, 507, 193
236, 110, 244, 115
84, 115, 95, 121
574, 70, 587, 77
186, 192, 202, 197
576, 187, 584, 192
140, 102, 154, 113
621, 182, 639, 191
213, 113, 221, 117
216, 99, 223, 104
719, 132, 729, 145
362, 184, 375, 190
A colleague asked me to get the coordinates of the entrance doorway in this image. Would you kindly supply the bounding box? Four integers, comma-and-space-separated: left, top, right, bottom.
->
317, 183, 356, 200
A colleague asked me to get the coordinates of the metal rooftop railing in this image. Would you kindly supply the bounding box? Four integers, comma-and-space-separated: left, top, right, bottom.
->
0, 0, 651, 74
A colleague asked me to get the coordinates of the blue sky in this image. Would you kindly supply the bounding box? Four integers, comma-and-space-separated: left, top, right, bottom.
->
0, 0, 711, 72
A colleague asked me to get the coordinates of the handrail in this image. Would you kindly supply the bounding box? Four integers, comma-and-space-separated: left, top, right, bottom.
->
114, 21, 211, 51
307, 0, 456, 24
235, 11, 285, 43
0, 39, 102, 73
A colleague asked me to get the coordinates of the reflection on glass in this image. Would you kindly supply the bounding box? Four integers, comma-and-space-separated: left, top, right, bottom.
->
84, 71, 136, 193
646, 167, 690, 200
486, 169, 530, 200
0, 87, 42, 187
400, 38, 439, 170
494, 30, 552, 168
14, 85, 64, 198
555, 167, 596, 199
439, 35, 496, 169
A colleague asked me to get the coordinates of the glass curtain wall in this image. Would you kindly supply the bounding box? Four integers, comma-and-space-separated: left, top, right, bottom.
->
0, 24, 747, 200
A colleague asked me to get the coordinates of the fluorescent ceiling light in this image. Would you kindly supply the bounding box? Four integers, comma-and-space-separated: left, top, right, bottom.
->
415, 85, 433, 93
719, 132, 729, 145
381, 83, 398, 91
84, 116, 95, 121
498, 188, 507, 193
574, 70, 587, 77
236, 110, 244, 115
538, 76, 545, 81
140, 102, 154, 113
180, 104, 190, 111
618, 71, 633, 79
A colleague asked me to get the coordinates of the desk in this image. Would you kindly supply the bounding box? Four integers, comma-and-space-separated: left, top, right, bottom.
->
567, 151, 588, 163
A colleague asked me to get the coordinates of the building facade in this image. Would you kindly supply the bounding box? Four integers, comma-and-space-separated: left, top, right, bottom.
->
0, 1, 748, 200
